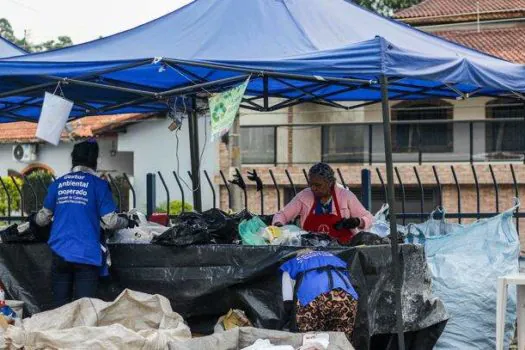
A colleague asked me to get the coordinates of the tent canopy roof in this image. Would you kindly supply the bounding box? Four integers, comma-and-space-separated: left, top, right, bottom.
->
0, 37, 26, 58
1, 0, 524, 122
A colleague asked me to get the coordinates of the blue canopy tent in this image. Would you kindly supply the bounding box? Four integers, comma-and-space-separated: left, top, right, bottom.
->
1, 0, 525, 346
0, 36, 25, 58
0, 0, 524, 120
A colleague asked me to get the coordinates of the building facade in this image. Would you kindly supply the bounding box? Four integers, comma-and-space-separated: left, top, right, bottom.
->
218, 0, 525, 246
0, 113, 218, 213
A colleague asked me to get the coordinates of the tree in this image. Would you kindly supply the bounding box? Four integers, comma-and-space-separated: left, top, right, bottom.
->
0, 18, 16, 43
156, 200, 193, 216
0, 18, 73, 52
21, 170, 54, 214
31, 36, 73, 52
0, 176, 22, 217
354, 0, 422, 16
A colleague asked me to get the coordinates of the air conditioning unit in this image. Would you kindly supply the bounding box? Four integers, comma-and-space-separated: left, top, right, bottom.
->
12, 144, 38, 163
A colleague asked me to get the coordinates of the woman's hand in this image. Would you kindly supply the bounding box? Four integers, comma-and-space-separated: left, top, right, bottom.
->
333, 217, 361, 230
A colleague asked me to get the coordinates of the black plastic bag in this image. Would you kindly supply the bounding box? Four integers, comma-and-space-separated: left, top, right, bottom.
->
231, 209, 253, 225
0, 224, 22, 243
0, 244, 448, 350
152, 212, 210, 246
0, 214, 51, 244
300, 233, 341, 247
349, 231, 388, 246
202, 209, 239, 244
258, 214, 274, 226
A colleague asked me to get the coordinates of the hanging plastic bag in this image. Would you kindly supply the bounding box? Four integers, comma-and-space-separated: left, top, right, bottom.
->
36, 92, 74, 146
406, 201, 520, 350
238, 216, 268, 245
368, 204, 407, 238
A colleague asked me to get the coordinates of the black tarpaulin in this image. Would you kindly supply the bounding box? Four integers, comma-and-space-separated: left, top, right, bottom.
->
0, 244, 447, 349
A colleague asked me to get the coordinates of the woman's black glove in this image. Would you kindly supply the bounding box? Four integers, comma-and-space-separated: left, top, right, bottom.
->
229, 169, 246, 191
247, 169, 263, 192
118, 213, 139, 229
333, 217, 361, 230
28, 212, 39, 230
127, 216, 139, 229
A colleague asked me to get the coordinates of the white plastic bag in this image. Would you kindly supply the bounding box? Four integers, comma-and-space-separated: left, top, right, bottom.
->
271, 225, 306, 246
368, 204, 406, 238
108, 210, 167, 244
241, 339, 294, 350
36, 92, 74, 146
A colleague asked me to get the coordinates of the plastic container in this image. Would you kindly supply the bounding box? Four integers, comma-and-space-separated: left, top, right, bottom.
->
6, 300, 23, 319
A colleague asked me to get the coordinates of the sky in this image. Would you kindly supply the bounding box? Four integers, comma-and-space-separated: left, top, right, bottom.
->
1, 0, 193, 45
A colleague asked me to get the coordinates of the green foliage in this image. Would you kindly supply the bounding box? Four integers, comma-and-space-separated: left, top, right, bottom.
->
156, 200, 193, 216
0, 18, 73, 52
0, 177, 22, 216
32, 36, 73, 52
22, 170, 54, 214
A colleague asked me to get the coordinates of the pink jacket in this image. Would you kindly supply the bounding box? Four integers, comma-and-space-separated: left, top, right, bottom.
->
272, 185, 374, 234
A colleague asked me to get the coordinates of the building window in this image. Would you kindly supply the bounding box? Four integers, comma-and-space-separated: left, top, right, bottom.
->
350, 186, 439, 221
485, 99, 525, 160
322, 125, 366, 163
391, 100, 453, 153
241, 127, 275, 164
283, 186, 308, 205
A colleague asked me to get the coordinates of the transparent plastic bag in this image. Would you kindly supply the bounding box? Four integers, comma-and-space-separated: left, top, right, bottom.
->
109, 210, 167, 244
239, 217, 268, 245
271, 225, 306, 246
369, 204, 407, 238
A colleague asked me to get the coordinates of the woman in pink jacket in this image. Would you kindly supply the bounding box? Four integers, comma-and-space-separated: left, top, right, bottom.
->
273, 163, 373, 244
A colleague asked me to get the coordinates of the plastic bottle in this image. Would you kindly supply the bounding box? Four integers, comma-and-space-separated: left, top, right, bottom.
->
0, 285, 16, 323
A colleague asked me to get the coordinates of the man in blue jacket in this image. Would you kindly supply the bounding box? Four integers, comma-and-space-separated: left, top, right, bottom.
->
35, 139, 136, 308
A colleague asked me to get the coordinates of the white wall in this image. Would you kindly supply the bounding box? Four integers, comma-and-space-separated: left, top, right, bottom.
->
0, 136, 131, 177
118, 116, 218, 211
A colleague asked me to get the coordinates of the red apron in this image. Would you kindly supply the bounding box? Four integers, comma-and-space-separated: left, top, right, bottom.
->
302, 190, 354, 244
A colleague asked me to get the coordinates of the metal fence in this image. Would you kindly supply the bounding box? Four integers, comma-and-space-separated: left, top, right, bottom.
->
2, 164, 523, 233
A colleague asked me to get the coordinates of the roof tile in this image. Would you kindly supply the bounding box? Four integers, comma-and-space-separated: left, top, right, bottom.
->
394, 0, 525, 24
0, 113, 153, 144
434, 27, 525, 64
